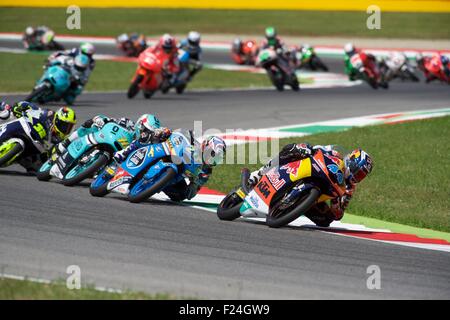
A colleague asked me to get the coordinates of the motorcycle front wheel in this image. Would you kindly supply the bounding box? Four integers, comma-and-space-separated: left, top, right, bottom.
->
216, 192, 244, 221
0, 140, 24, 168
128, 167, 177, 203
127, 74, 144, 99
36, 160, 53, 181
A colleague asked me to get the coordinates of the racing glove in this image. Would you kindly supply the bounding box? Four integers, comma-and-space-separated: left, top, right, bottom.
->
279, 143, 313, 163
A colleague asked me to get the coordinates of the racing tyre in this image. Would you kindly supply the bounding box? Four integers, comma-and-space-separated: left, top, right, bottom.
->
267, 188, 320, 228
62, 152, 109, 186
128, 167, 177, 203
217, 192, 244, 221
0, 141, 24, 168
26, 83, 50, 102
143, 90, 155, 99
89, 174, 110, 197
36, 161, 52, 181
290, 75, 300, 91
127, 75, 143, 99
176, 84, 186, 94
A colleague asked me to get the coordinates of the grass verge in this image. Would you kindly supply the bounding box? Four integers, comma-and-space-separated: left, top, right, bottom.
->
207, 116, 450, 233
1, 8, 449, 39
0, 52, 273, 93
0, 277, 174, 300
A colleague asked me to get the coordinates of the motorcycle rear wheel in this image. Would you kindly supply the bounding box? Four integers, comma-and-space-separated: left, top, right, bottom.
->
267, 188, 320, 228
217, 192, 244, 221
62, 152, 109, 186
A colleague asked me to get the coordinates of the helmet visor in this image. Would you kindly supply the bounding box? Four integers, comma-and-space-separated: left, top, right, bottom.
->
55, 117, 75, 136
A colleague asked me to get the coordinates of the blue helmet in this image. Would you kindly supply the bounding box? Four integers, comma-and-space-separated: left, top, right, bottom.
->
345, 149, 373, 184
74, 54, 89, 71
441, 55, 449, 65
135, 114, 161, 141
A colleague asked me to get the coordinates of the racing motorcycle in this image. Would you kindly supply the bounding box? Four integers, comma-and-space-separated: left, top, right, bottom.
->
0, 110, 50, 170
349, 52, 389, 89
116, 33, 147, 57
127, 48, 168, 99
231, 39, 259, 65
23, 28, 64, 51
162, 48, 201, 95
419, 53, 450, 84
256, 48, 300, 92
37, 122, 134, 186
26, 56, 75, 104
295, 45, 329, 71
217, 147, 349, 228
378, 52, 419, 82
90, 130, 196, 203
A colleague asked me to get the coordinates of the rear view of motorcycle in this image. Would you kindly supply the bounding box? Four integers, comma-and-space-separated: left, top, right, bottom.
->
256, 48, 300, 91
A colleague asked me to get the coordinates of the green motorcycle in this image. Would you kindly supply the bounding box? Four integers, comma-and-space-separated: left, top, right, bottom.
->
296, 45, 329, 72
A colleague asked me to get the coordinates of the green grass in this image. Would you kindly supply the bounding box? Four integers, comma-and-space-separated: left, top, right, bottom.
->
207, 116, 450, 233
0, 278, 175, 300
1, 8, 449, 39
0, 52, 272, 92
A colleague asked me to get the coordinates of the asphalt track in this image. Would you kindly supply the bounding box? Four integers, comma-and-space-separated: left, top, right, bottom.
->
1, 39, 450, 298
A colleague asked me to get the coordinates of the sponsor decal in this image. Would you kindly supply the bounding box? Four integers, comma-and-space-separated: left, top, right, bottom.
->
126, 147, 147, 168
257, 180, 271, 199
327, 164, 344, 184
266, 168, 286, 190
281, 160, 301, 176
249, 195, 259, 208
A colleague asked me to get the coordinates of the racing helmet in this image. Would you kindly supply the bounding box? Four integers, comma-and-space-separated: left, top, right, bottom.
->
117, 33, 129, 44
52, 107, 77, 140
345, 149, 373, 184
80, 42, 95, 56
187, 31, 201, 46
232, 38, 242, 52
265, 27, 277, 46
135, 114, 161, 143
160, 34, 175, 53
441, 55, 449, 65
344, 42, 356, 55
25, 26, 34, 36
201, 136, 226, 166
74, 54, 89, 72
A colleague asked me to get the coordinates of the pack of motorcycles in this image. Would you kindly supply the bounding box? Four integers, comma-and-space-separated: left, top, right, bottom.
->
2, 30, 448, 228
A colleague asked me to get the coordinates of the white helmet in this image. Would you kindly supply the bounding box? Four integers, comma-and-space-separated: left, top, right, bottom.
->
188, 31, 201, 46
117, 33, 129, 43
25, 26, 34, 36
344, 42, 355, 55
80, 42, 95, 56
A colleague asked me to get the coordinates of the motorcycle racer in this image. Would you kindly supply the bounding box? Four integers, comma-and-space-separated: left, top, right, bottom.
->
247, 143, 373, 226
162, 135, 227, 202
0, 100, 76, 172
416, 53, 450, 83
177, 31, 203, 81
261, 26, 287, 53
22, 26, 64, 51
147, 34, 180, 87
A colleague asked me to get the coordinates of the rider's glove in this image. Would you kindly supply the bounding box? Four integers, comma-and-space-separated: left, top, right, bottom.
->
154, 128, 171, 141
113, 151, 125, 163
92, 116, 106, 128
295, 143, 314, 157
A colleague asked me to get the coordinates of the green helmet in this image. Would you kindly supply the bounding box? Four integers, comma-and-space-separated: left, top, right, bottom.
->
80, 42, 95, 56
265, 27, 276, 39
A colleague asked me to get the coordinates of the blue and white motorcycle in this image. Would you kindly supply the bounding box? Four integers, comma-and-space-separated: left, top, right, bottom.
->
90, 130, 198, 203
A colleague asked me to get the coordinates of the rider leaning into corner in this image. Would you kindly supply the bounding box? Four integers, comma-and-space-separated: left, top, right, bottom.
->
113, 114, 227, 202
177, 31, 203, 81
343, 42, 379, 81
147, 34, 180, 87
416, 53, 450, 83
247, 143, 374, 227
0, 100, 77, 173
51, 114, 136, 178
